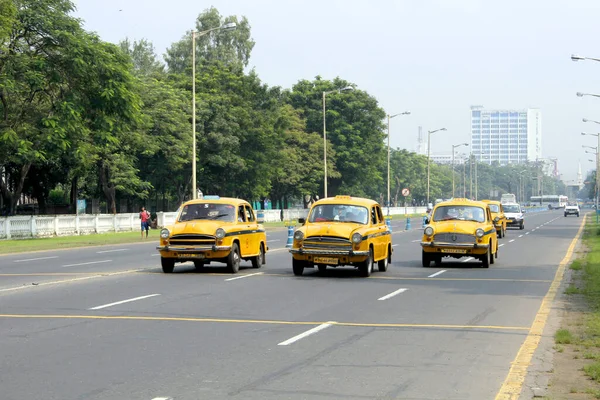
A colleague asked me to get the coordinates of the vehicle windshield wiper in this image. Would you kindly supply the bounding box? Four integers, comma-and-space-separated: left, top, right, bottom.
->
209, 214, 232, 220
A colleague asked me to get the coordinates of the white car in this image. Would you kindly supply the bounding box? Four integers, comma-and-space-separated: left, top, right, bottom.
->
503, 203, 525, 230
564, 203, 580, 217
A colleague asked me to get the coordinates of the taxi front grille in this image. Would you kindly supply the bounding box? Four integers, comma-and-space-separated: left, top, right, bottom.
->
169, 234, 216, 246
304, 236, 352, 250
433, 233, 475, 244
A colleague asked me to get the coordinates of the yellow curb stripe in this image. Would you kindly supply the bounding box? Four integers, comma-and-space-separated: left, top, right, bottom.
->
495, 215, 586, 399
0, 313, 529, 331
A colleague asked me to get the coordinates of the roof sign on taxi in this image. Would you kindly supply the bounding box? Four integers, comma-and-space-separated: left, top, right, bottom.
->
203, 195, 221, 200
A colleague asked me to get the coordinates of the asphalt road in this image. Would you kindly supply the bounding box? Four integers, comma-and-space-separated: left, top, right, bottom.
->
0, 210, 583, 400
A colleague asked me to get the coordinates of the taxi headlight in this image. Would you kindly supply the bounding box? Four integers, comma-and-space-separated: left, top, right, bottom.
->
352, 233, 363, 244
215, 228, 226, 239
424, 226, 434, 237
293, 230, 304, 241
475, 228, 485, 238
160, 229, 170, 239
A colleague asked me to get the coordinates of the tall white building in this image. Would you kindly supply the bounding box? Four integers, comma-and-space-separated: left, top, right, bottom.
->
470, 106, 542, 165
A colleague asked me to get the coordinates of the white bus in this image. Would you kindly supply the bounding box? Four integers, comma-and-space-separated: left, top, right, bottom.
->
500, 193, 516, 204
530, 195, 568, 209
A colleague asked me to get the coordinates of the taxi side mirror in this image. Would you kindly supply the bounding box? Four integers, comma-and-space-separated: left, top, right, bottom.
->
522, 210, 526, 214
493, 217, 499, 223
298, 217, 306, 224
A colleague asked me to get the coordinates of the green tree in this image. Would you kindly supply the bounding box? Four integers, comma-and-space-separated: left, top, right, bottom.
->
165, 7, 254, 73
286, 77, 387, 198
119, 38, 164, 76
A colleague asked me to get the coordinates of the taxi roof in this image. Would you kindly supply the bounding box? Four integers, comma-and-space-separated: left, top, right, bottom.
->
480, 199, 501, 205
182, 197, 250, 207
433, 198, 489, 209
313, 195, 380, 207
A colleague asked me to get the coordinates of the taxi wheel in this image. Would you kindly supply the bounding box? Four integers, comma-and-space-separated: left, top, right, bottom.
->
227, 243, 241, 273
359, 248, 374, 277
318, 264, 327, 273
161, 257, 175, 273
378, 245, 391, 272
421, 251, 431, 268
491, 245, 496, 264
251, 244, 265, 269
481, 247, 491, 268
434, 256, 442, 268
292, 258, 305, 276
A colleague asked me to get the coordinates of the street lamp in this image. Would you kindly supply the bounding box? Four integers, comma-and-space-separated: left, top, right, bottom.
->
577, 92, 600, 98
191, 22, 237, 199
426, 128, 447, 204
323, 86, 354, 198
451, 143, 469, 197
585, 147, 600, 222
386, 111, 410, 215
572, 54, 600, 62
583, 118, 600, 124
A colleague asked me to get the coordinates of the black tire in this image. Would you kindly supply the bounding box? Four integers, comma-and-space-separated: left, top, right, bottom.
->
491, 243, 496, 264
317, 264, 327, 273
577, 213, 580, 217
519, 222, 524, 230
251, 244, 265, 269
193, 261, 205, 270
434, 255, 443, 268
481, 247, 491, 268
161, 257, 175, 273
358, 248, 374, 277
378, 245, 391, 272
564, 213, 567, 217
292, 258, 305, 276
422, 250, 431, 268
227, 242, 240, 273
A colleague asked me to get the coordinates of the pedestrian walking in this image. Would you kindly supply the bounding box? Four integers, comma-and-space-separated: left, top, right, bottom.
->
139, 207, 151, 239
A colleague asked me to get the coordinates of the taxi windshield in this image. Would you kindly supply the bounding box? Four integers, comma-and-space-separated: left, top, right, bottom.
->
178, 203, 236, 222
432, 205, 485, 223
488, 204, 499, 213
308, 204, 369, 224
503, 204, 521, 213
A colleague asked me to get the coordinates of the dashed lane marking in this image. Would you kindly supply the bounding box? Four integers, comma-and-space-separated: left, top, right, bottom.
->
96, 249, 129, 254
0, 314, 530, 331
89, 294, 161, 310
518, 235, 524, 238
495, 214, 586, 399
225, 272, 263, 281
62, 260, 112, 268
13, 256, 58, 263
428, 270, 446, 278
377, 288, 408, 301
509, 239, 515, 243
499, 244, 505, 247
462, 257, 474, 263
278, 322, 335, 345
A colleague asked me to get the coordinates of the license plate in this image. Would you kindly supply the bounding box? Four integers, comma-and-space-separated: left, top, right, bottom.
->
506, 220, 513, 223
441, 249, 467, 254
177, 253, 205, 259
314, 257, 338, 265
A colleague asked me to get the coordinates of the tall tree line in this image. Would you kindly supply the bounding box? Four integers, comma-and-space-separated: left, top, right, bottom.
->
0, 2, 566, 215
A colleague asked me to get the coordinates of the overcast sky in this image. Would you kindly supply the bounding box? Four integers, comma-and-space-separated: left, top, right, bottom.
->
73, 0, 600, 182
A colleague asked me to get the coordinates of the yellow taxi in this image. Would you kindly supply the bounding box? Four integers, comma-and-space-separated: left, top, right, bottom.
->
420, 198, 498, 268
156, 196, 267, 273
481, 200, 507, 238
289, 195, 392, 277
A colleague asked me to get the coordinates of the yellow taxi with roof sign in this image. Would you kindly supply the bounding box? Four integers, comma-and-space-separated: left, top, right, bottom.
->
156, 196, 267, 273
481, 199, 507, 238
289, 195, 392, 277
420, 198, 498, 268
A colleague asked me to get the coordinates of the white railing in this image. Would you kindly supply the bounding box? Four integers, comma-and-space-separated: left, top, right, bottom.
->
0, 207, 429, 240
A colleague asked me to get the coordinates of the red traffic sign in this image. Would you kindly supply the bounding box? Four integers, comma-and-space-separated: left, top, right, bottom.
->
402, 188, 410, 197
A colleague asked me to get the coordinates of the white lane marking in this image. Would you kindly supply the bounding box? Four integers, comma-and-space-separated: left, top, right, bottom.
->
428, 270, 446, 278
152, 397, 173, 400
525, 232, 530, 235
89, 294, 161, 310
13, 256, 58, 263
509, 239, 515, 243
225, 272, 263, 281
267, 239, 281, 243
96, 248, 129, 254
462, 257, 474, 263
151, 254, 160, 257
392, 244, 400, 247
519, 235, 524, 238
378, 288, 408, 301
537, 226, 541, 229
499, 244, 505, 247
411, 240, 421, 243
532, 229, 536, 232
278, 322, 335, 346
62, 260, 112, 268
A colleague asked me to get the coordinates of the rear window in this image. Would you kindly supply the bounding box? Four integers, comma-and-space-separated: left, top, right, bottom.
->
488, 204, 499, 213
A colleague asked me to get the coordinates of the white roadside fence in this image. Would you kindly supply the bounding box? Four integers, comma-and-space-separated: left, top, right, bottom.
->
0, 206, 428, 240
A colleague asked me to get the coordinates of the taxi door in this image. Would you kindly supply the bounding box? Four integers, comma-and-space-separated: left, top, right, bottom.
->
376, 205, 389, 259
244, 204, 260, 256
237, 205, 250, 256
370, 206, 384, 260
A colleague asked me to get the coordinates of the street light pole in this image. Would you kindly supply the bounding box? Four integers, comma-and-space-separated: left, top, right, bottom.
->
386, 111, 410, 215
426, 128, 447, 204
451, 143, 469, 197
583, 131, 600, 222
191, 22, 237, 200
322, 86, 354, 199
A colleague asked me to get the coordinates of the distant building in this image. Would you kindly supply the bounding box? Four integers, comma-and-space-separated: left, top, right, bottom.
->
470, 106, 542, 165
430, 154, 466, 165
